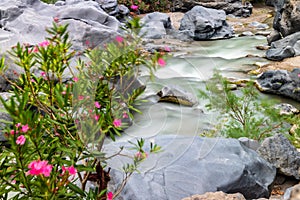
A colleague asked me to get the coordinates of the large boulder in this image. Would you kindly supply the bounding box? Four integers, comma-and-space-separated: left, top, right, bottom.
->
179, 6, 234, 40
139, 12, 173, 39
255, 69, 300, 101
171, 0, 253, 17
266, 32, 300, 61
0, 0, 120, 53
257, 134, 300, 179
271, 0, 300, 41
106, 135, 276, 199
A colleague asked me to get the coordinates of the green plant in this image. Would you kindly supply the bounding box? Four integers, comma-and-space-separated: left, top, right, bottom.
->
0, 19, 165, 199
199, 72, 288, 141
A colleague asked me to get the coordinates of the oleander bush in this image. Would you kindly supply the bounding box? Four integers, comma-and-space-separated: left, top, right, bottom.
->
0, 19, 164, 200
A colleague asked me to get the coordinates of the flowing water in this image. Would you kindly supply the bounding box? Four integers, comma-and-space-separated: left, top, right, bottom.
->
118, 36, 295, 141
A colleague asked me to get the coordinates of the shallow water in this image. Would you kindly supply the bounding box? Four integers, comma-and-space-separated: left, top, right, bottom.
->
118, 36, 297, 141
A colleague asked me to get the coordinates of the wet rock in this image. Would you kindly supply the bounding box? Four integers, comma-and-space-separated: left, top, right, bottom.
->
140, 12, 173, 39
106, 136, 276, 200
248, 21, 269, 30
171, 0, 252, 17
241, 31, 254, 37
179, 6, 234, 40
274, 103, 299, 115
182, 191, 246, 200
283, 183, 300, 200
255, 69, 300, 101
266, 32, 300, 61
257, 134, 300, 179
157, 85, 198, 106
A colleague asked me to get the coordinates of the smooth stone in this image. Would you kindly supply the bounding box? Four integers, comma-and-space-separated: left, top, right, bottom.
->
106, 135, 276, 200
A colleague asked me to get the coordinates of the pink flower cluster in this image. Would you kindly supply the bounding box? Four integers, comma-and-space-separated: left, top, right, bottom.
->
130, 4, 139, 11
107, 191, 114, 200
62, 165, 77, 175
10, 123, 29, 146
28, 160, 53, 177
113, 119, 122, 128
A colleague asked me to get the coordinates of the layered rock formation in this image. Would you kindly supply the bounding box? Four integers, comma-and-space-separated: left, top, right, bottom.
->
171, 0, 253, 17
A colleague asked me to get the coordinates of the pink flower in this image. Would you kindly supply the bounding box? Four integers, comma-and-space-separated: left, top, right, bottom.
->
135, 151, 148, 160
94, 101, 101, 109
41, 71, 46, 77
164, 46, 171, 52
15, 123, 21, 128
28, 160, 53, 177
94, 115, 100, 121
157, 58, 166, 67
21, 124, 29, 133
62, 165, 77, 175
16, 135, 26, 145
53, 17, 59, 23
130, 4, 139, 11
122, 112, 128, 119
61, 91, 66, 95
115, 36, 123, 43
10, 130, 15, 135
73, 77, 79, 82
298, 74, 300, 78
78, 95, 85, 100
39, 41, 50, 47
113, 119, 122, 128
107, 192, 114, 200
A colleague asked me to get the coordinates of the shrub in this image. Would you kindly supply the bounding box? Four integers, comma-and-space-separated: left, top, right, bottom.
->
199, 72, 289, 141
0, 19, 164, 199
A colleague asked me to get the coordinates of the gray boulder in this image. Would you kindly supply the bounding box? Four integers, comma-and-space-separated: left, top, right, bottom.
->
255, 69, 300, 101
0, 0, 120, 53
140, 12, 173, 39
179, 6, 234, 40
266, 32, 300, 61
257, 134, 300, 179
106, 135, 276, 199
171, 0, 252, 17
271, 0, 300, 41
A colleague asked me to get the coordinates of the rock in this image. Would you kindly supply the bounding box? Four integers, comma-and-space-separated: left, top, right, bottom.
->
95, 0, 118, 16
274, 103, 299, 115
139, 12, 173, 39
238, 137, 260, 151
272, 0, 300, 39
171, 0, 253, 17
182, 191, 246, 200
266, 32, 300, 61
0, 55, 24, 92
283, 183, 300, 200
157, 85, 198, 106
257, 134, 300, 179
0, 92, 13, 142
255, 69, 300, 101
179, 6, 234, 40
267, 29, 282, 45
248, 21, 269, 30
256, 31, 271, 37
106, 136, 276, 199
241, 31, 254, 37
0, 0, 120, 53
256, 45, 270, 51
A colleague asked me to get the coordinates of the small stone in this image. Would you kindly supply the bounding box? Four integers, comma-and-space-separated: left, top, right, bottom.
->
182, 191, 246, 200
